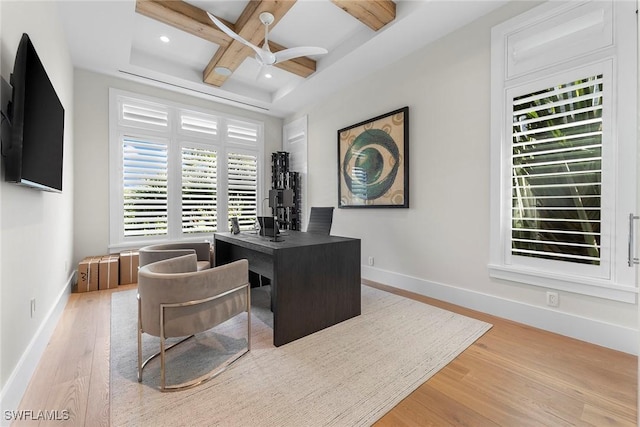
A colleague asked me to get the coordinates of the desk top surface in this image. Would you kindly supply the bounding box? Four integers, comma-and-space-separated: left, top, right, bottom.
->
214, 230, 359, 251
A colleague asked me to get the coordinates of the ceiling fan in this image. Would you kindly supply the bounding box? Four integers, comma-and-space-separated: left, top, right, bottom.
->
207, 11, 328, 77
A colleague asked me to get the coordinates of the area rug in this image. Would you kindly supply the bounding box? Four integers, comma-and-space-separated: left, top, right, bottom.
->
110, 285, 491, 426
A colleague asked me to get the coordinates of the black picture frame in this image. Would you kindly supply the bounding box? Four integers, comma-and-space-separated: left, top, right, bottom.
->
337, 107, 409, 208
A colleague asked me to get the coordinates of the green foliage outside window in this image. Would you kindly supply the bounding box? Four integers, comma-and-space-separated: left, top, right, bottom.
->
511, 75, 603, 265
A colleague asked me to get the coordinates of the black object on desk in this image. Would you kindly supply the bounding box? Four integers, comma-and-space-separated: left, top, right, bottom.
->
257, 216, 278, 239
214, 231, 361, 347
267, 188, 295, 240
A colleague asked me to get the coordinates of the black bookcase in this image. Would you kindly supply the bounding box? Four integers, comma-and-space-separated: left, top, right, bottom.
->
271, 151, 301, 230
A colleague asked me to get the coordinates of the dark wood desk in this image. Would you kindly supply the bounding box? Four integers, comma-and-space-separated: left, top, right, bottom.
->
214, 231, 361, 346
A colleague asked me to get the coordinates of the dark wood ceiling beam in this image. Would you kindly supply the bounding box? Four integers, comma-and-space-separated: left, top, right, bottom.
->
330, 0, 396, 31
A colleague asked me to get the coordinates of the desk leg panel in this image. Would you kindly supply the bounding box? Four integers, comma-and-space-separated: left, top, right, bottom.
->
273, 240, 361, 346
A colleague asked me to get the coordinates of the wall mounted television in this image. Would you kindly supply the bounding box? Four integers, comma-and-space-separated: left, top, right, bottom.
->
1, 33, 65, 193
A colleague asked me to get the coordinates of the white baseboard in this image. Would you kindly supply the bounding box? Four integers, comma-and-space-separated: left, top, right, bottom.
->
0, 272, 74, 419
362, 265, 638, 355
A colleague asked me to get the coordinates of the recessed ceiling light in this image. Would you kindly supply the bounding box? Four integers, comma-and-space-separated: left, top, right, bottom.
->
264, 72, 273, 79
214, 66, 232, 76
160, 36, 170, 43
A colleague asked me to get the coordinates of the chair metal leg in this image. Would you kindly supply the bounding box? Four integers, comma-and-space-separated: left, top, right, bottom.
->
138, 336, 194, 385
137, 294, 142, 382
160, 321, 166, 390
160, 345, 249, 392
247, 284, 252, 351
137, 282, 253, 392
139, 292, 194, 385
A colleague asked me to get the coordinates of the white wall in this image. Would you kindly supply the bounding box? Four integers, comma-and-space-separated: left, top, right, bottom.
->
73, 69, 283, 263
0, 0, 75, 413
292, 1, 638, 353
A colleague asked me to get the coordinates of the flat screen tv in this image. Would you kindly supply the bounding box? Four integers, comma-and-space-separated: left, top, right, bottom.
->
1, 33, 65, 193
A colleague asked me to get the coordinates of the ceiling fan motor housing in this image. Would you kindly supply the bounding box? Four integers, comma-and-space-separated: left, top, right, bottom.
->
259, 12, 275, 26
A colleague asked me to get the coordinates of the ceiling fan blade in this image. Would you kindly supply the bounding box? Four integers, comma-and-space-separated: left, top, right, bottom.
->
274, 47, 328, 64
206, 12, 264, 59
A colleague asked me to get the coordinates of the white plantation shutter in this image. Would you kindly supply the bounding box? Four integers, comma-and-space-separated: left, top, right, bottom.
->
181, 146, 217, 233
110, 90, 263, 246
227, 119, 259, 147
227, 152, 258, 230
122, 137, 168, 237
225, 120, 260, 230
120, 102, 169, 129
511, 74, 603, 266
180, 112, 218, 136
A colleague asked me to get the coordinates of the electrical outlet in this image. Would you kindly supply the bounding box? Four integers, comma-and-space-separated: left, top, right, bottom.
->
368, 256, 374, 266
30, 298, 36, 318
546, 291, 559, 307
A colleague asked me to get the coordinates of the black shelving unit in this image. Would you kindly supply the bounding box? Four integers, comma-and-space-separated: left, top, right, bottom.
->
271, 151, 301, 230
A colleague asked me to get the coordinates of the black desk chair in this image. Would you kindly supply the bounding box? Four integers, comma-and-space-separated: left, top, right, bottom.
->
306, 207, 334, 235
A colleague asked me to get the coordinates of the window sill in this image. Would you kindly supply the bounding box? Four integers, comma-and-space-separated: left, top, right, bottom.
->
488, 264, 637, 303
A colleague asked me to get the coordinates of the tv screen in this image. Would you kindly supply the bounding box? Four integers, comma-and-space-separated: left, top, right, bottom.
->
2, 33, 65, 192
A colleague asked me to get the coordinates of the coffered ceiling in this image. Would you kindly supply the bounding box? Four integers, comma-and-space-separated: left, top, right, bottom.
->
136, 0, 396, 86
56, 0, 508, 117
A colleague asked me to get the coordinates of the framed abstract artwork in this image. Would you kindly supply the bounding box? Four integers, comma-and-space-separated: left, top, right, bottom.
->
337, 107, 409, 208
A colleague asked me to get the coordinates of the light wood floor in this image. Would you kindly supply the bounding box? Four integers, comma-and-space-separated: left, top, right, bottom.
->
15, 281, 637, 426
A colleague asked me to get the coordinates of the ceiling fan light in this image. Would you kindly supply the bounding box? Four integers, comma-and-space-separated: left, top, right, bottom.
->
214, 66, 232, 76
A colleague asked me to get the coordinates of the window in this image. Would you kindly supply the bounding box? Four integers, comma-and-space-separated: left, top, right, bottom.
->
511, 73, 604, 266
181, 145, 217, 234
109, 89, 264, 248
489, 1, 637, 302
122, 137, 168, 238
227, 151, 258, 230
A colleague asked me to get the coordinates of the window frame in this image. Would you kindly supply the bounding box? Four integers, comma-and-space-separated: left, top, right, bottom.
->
489, 0, 637, 303
108, 89, 264, 250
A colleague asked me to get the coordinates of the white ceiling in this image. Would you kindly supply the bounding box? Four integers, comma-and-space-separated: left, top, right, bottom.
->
56, 0, 508, 118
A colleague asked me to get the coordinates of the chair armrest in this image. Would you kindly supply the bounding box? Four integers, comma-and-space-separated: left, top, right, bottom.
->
154, 259, 248, 299
143, 253, 198, 274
